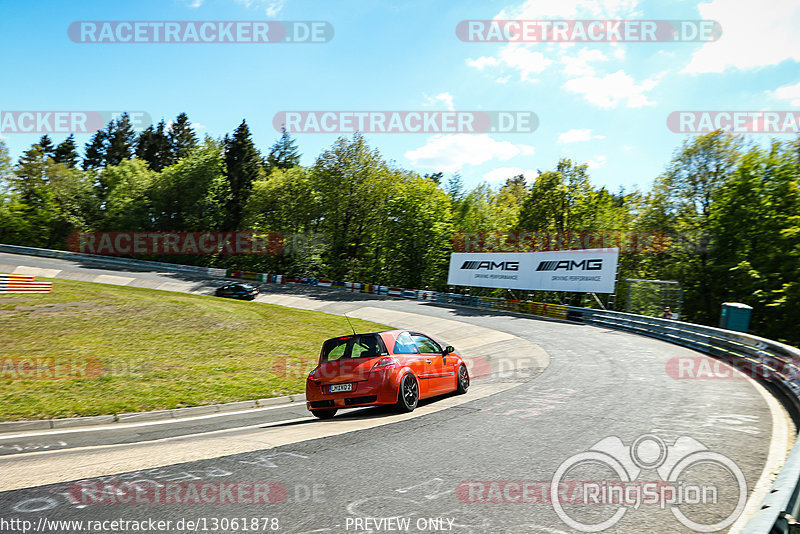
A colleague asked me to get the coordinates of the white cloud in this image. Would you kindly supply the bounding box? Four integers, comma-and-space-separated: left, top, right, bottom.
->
466, 56, 500, 70
498, 45, 552, 81
187, 0, 204, 7
405, 134, 534, 172
496, 0, 640, 20
623, 145, 632, 151
424, 92, 455, 111
587, 155, 607, 169
564, 70, 659, 108
773, 81, 800, 106
235, 0, 286, 17
468, 45, 552, 82
484, 167, 538, 183
496, 75, 512, 84
557, 128, 605, 143
683, 0, 800, 73
561, 48, 608, 77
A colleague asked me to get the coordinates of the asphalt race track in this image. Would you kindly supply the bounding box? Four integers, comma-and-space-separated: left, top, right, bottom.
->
0, 252, 794, 533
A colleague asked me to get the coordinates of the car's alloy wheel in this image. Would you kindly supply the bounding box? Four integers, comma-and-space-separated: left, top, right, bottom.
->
456, 364, 469, 394
395, 374, 419, 412
311, 409, 337, 419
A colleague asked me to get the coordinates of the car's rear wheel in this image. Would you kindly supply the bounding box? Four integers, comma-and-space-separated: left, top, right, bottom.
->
456, 364, 469, 394
395, 373, 419, 412
311, 409, 337, 419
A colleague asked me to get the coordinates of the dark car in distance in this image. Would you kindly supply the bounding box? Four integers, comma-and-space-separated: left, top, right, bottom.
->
215, 283, 259, 300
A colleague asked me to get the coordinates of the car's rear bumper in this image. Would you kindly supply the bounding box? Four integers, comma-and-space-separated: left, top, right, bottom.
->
306, 372, 398, 410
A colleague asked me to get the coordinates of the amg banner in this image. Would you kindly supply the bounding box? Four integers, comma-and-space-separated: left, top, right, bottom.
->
447, 248, 619, 293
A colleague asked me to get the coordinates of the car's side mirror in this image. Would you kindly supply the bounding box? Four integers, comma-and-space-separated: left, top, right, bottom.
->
444, 345, 454, 355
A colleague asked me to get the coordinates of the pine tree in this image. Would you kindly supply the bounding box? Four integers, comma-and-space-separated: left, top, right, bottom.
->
136, 120, 174, 171
168, 112, 198, 161
265, 128, 301, 172
223, 120, 264, 229
38, 135, 55, 160
14, 142, 50, 206
83, 129, 108, 169
106, 113, 137, 166
53, 135, 80, 168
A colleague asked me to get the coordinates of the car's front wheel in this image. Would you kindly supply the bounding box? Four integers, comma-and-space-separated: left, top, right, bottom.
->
311, 409, 337, 419
395, 373, 419, 413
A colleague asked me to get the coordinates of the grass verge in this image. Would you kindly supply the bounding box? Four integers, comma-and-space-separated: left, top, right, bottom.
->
0, 278, 389, 420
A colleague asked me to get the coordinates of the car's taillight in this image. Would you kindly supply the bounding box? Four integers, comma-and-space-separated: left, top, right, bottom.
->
307, 368, 321, 384
371, 357, 397, 371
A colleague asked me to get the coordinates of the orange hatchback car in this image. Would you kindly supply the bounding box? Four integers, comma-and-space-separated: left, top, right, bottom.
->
305, 330, 470, 419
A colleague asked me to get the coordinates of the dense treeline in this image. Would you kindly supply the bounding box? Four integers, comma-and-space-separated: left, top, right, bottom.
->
0, 113, 797, 345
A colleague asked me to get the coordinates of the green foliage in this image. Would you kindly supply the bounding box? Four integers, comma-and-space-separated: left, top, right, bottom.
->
3, 123, 799, 347
150, 138, 229, 231
223, 120, 264, 230
265, 128, 301, 172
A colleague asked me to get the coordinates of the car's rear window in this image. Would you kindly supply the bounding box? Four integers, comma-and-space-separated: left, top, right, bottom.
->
320, 334, 386, 362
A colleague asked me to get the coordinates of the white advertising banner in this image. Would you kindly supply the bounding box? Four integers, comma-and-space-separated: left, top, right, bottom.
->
447, 248, 619, 293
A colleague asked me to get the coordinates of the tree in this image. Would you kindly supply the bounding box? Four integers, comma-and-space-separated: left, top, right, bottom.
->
136, 120, 173, 171
168, 112, 198, 161
265, 128, 300, 172
105, 113, 137, 166
53, 135, 80, 168
651, 131, 742, 323
374, 174, 454, 288
310, 133, 395, 280
223, 120, 264, 229
83, 129, 108, 169
150, 138, 230, 231
38, 135, 55, 160
517, 159, 595, 233
99, 159, 156, 231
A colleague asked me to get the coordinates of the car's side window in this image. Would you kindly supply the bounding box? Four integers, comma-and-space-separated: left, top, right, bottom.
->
394, 332, 419, 354
411, 334, 441, 354
352, 335, 383, 358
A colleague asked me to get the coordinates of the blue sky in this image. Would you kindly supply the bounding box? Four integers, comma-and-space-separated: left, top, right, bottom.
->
1, 0, 799, 193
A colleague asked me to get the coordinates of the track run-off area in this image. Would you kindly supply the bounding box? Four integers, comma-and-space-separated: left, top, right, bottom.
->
0, 251, 794, 533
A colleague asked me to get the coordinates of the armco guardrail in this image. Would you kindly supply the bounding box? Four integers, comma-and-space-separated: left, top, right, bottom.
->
0, 243, 219, 276
571, 307, 800, 534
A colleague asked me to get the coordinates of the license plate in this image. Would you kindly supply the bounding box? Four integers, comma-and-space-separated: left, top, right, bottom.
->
329, 383, 353, 393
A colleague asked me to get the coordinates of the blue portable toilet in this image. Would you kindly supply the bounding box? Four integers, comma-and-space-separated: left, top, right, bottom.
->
719, 302, 752, 332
